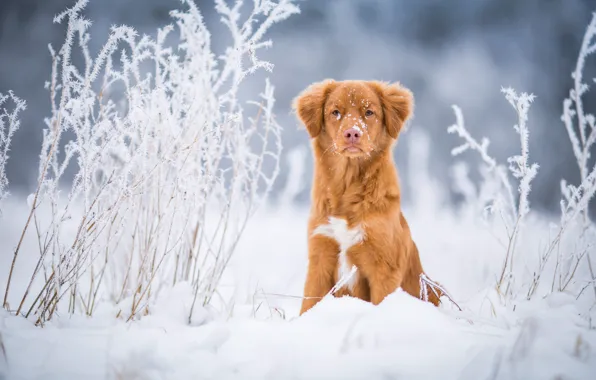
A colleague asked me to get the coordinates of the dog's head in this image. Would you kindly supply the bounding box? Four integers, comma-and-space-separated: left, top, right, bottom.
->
293, 80, 413, 159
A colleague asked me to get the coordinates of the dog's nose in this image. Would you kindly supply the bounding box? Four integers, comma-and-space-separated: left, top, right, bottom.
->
343, 128, 361, 144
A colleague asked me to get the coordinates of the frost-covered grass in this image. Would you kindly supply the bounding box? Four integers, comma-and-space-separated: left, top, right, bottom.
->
1, 0, 299, 325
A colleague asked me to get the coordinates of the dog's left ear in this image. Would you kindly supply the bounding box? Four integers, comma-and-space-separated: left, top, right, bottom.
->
374, 81, 414, 139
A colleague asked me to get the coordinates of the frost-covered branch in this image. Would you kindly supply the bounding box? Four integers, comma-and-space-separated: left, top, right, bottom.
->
550, 11, 596, 304
502, 88, 539, 220
0, 91, 26, 212
562, 12, 596, 190
419, 273, 462, 311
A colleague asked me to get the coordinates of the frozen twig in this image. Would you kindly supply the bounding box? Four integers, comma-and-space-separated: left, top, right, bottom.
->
497, 89, 538, 294
419, 273, 462, 311
329, 265, 357, 296
562, 12, 596, 188
0, 91, 26, 211
554, 12, 596, 302
0, 91, 26, 310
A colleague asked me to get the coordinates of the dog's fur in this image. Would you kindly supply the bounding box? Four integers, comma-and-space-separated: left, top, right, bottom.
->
293, 79, 441, 315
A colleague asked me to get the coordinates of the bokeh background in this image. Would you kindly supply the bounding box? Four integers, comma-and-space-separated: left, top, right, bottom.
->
1, 0, 595, 213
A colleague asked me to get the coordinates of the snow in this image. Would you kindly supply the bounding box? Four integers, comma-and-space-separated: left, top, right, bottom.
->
1, 203, 596, 380
351, 123, 363, 134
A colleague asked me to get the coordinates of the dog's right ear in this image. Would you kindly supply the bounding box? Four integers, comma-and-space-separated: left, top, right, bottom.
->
293, 80, 335, 138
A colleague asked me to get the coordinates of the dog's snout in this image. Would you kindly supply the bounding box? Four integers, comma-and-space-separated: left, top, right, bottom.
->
343, 128, 361, 144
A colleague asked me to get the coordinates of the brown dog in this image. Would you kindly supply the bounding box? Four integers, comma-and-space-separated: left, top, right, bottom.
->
293, 79, 441, 315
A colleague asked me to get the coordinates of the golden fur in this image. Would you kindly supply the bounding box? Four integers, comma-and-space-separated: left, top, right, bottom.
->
293, 79, 442, 315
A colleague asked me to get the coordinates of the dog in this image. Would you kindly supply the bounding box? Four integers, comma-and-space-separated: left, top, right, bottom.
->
293, 79, 442, 315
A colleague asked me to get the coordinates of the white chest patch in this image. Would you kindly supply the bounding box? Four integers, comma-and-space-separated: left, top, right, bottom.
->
312, 217, 364, 291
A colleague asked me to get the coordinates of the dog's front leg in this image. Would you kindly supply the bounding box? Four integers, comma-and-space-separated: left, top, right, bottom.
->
349, 235, 408, 306
300, 235, 339, 315
367, 270, 404, 305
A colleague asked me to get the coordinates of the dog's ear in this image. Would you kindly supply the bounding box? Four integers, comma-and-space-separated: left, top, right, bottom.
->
374, 81, 414, 139
293, 80, 335, 138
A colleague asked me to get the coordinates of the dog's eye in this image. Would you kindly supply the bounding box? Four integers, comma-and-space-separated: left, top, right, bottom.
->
365, 110, 374, 117
331, 110, 341, 119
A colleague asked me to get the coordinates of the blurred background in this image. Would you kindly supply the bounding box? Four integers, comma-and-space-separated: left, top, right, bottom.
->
1, 0, 595, 214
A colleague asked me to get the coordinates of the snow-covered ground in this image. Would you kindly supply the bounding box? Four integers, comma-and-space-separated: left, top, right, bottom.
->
1, 202, 595, 380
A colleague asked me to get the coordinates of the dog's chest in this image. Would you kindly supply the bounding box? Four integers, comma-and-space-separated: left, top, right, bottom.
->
313, 217, 364, 290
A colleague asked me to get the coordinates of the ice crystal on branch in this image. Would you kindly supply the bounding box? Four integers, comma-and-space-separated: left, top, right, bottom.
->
0, 91, 26, 211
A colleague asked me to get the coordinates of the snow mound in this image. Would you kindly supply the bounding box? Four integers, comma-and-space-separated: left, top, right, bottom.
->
2, 287, 595, 380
